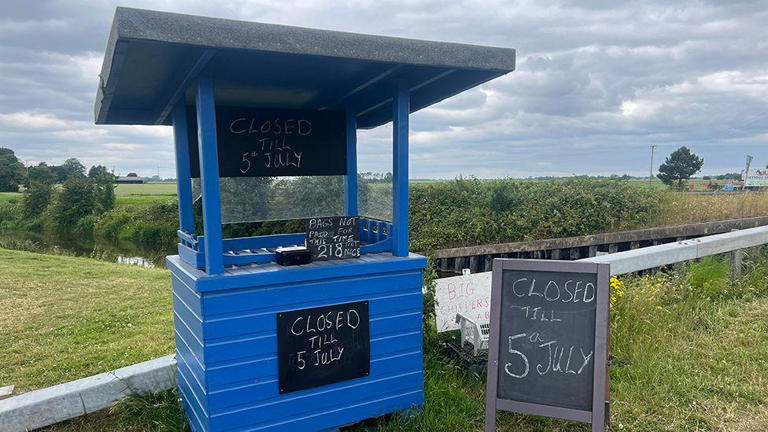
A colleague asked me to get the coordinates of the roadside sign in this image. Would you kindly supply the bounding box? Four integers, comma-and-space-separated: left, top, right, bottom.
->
485, 259, 610, 432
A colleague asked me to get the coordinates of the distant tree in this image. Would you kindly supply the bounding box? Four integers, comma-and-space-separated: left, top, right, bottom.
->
22, 181, 53, 218
60, 158, 86, 180
126, 172, 138, 177
657, 146, 704, 189
88, 165, 116, 213
0, 148, 26, 192
27, 162, 56, 185
88, 165, 115, 182
716, 172, 742, 180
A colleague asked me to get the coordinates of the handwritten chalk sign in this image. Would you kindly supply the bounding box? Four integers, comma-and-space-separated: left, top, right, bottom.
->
277, 301, 370, 394
187, 107, 346, 177
434, 272, 492, 332
306, 216, 360, 261
485, 259, 610, 432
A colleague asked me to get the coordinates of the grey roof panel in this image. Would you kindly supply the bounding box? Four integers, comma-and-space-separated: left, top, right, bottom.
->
95, 7, 515, 128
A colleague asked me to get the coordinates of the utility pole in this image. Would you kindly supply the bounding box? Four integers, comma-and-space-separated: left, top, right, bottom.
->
649, 145, 657, 183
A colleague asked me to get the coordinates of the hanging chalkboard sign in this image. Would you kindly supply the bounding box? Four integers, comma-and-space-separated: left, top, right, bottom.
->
277, 301, 370, 394
485, 259, 610, 432
187, 106, 346, 177
306, 216, 361, 261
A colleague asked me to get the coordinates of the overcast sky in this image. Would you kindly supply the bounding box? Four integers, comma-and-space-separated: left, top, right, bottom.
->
1, 0, 767, 178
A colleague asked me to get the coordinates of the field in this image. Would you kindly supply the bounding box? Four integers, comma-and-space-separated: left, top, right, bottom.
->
115, 182, 177, 205
0, 192, 21, 202
3, 247, 768, 431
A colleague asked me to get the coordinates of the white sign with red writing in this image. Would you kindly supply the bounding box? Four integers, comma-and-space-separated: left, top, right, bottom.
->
434, 272, 492, 332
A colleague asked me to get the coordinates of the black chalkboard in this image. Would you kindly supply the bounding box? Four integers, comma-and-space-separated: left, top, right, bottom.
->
187, 106, 346, 177
277, 301, 370, 394
485, 259, 609, 431
306, 216, 360, 261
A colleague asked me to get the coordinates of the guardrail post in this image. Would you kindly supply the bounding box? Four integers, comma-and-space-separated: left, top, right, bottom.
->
731, 229, 743, 281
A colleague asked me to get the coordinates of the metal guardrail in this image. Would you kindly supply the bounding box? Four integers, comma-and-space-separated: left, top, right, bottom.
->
438, 225, 768, 354
579, 224, 768, 274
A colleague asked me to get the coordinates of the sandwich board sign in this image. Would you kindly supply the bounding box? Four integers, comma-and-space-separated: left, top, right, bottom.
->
484, 259, 610, 432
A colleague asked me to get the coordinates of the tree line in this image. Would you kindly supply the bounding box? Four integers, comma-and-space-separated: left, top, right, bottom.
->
0, 148, 117, 235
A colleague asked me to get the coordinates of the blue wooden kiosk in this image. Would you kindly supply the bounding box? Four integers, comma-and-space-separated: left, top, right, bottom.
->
95, 8, 514, 432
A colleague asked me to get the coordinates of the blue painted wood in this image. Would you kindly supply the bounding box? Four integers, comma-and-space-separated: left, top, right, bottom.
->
344, 109, 358, 216
172, 101, 196, 236
222, 252, 275, 266
392, 81, 410, 257
177, 243, 205, 269
195, 77, 224, 274
177, 230, 198, 248
167, 253, 427, 292
169, 252, 426, 431
361, 237, 392, 254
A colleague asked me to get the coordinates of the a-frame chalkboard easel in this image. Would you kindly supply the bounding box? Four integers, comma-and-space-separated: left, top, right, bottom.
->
484, 259, 610, 432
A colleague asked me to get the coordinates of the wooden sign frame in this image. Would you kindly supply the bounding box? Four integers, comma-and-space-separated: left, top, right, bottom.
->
484, 259, 610, 432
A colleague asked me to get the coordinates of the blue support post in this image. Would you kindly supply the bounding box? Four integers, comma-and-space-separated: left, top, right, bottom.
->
344, 109, 358, 216
392, 81, 410, 257
171, 101, 195, 235
195, 77, 224, 274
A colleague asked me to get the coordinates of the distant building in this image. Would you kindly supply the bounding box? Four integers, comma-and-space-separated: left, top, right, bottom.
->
115, 176, 146, 184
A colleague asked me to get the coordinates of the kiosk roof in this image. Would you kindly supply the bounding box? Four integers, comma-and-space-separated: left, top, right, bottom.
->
95, 7, 515, 128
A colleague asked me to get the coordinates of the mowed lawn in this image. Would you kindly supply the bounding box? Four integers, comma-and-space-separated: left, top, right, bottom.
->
0, 248, 174, 392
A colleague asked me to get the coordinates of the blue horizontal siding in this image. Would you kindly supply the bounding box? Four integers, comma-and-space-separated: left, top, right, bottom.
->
203, 293, 421, 345
178, 356, 210, 419
210, 371, 423, 430
236, 390, 423, 432
208, 350, 423, 412
172, 274, 203, 317
170, 253, 427, 431
202, 273, 422, 316
206, 328, 422, 390
176, 334, 208, 393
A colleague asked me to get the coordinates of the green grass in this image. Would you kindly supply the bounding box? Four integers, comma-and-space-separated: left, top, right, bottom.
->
0, 192, 22, 202
11, 248, 767, 431
115, 183, 177, 196
115, 183, 177, 206
0, 248, 174, 392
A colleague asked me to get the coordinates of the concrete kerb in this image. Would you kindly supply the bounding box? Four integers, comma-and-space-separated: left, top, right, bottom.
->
0, 354, 177, 432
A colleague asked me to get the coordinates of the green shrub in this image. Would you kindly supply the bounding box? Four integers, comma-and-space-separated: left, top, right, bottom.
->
94, 202, 178, 248
45, 176, 95, 234
22, 181, 53, 219
409, 177, 665, 251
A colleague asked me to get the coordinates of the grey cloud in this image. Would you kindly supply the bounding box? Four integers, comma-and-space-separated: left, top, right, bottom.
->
1, 0, 767, 178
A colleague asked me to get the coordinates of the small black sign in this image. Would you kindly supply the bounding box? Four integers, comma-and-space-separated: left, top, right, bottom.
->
277, 301, 370, 394
187, 106, 346, 177
306, 216, 361, 261
485, 259, 610, 431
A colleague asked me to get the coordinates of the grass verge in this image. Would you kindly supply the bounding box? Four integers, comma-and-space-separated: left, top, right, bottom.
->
0, 248, 174, 392
30, 248, 768, 431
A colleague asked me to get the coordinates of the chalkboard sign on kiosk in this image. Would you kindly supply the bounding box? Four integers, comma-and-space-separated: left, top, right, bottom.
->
485, 259, 610, 432
187, 107, 347, 178
277, 301, 370, 394
306, 216, 361, 261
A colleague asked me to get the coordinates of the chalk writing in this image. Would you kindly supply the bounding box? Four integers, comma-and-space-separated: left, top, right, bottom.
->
495, 268, 603, 412
306, 216, 360, 261
277, 301, 369, 394
187, 107, 346, 178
